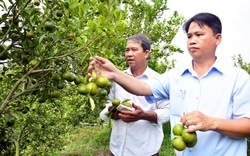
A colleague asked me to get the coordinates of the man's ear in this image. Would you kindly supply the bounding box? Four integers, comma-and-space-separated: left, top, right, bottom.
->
215, 33, 222, 46
144, 50, 150, 59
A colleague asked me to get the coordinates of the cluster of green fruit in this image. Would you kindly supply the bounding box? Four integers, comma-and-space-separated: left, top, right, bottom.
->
104, 98, 133, 117
39, 72, 111, 102
61, 71, 112, 97
171, 124, 197, 151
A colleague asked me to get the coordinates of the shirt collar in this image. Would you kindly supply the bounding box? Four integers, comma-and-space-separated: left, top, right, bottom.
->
124, 66, 151, 78
178, 57, 224, 76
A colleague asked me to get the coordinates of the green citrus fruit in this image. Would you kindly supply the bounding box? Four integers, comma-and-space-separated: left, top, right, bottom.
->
78, 84, 89, 95
8, 16, 19, 24
186, 136, 198, 148
62, 71, 75, 82
8, 16, 13, 22
172, 124, 184, 136
98, 88, 108, 97
38, 97, 47, 103
107, 80, 113, 88
44, 21, 55, 31
52, 74, 60, 81
96, 75, 109, 88
6, 120, 15, 127
74, 75, 84, 85
112, 98, 120, 107
66, 32, 75, 40
56, 10, 63, 17
172, 136, 186, 151
86, 82, 98, 95
50, 90, 60, 98
57, 83, 65, 89
182, 129, 197, 144
26, 32, 34, 38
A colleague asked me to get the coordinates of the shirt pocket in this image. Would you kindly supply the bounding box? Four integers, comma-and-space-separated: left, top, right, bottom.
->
170, 89, 185, 116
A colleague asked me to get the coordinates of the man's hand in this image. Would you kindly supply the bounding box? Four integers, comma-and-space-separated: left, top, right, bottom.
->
88, 56, 117, 80
180, 110, 216, 133
118, 103, 144, 123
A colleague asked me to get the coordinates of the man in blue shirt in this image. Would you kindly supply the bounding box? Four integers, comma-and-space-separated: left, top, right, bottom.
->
88, 12, 250, 156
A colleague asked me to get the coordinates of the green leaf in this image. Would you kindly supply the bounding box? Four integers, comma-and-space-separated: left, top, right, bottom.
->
30, 102, 38, 110
39, 34, 46, 44
89, 96, 95, 111
98, 4, 108, 16
121, 99, 130, 103
1, 13, 7, 21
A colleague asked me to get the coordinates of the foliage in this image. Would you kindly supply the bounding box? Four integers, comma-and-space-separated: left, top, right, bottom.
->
233, 54, 250, 74
0, 0, 185, 155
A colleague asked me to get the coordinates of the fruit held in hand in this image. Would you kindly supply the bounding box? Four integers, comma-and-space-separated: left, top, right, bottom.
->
182, 129, 197, 144
112, 98, 120, 107
171, 124, 198, 151
172, 136, 186, 151
104, 98, 121, 117
116, 101, 134, 111
186, 136, 197, 148
173, 124, 184, 136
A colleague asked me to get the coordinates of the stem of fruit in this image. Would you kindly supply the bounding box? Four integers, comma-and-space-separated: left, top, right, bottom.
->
104, 106, 117, 117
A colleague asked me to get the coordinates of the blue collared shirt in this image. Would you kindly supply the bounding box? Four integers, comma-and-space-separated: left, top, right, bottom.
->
146, 58, 250, 156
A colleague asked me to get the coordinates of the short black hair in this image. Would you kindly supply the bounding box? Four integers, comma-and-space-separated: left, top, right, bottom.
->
127, 33, 151, 52
183, 12, 222, 35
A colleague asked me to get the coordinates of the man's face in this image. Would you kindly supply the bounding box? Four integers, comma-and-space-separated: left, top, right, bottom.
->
186, 22, 221, 59
125, 40, 149, 69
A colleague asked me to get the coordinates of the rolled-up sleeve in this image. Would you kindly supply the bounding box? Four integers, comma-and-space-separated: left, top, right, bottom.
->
154, 99, 170, 124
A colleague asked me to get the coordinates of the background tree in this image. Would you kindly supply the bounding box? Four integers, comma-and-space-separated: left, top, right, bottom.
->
233, 54, 250, 154
233, 54, 250, 74
0, 0, 185, 155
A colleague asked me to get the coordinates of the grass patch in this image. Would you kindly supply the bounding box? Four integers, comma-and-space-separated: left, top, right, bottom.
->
21, 121, 250, 155
58, 124, 111, 156
56, 122, 175, 156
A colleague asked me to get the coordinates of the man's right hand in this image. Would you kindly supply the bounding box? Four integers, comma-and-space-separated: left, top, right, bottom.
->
88, 56, 117, 80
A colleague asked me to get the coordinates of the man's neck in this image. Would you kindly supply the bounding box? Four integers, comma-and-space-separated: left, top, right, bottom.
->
131, 65, 147, 77
192, 57, 216, 78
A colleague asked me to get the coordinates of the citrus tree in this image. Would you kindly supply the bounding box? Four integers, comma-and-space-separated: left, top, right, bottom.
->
0, 0, 185, 155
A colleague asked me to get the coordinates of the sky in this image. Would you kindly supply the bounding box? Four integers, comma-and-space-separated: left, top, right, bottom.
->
165, 0, 250, 67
